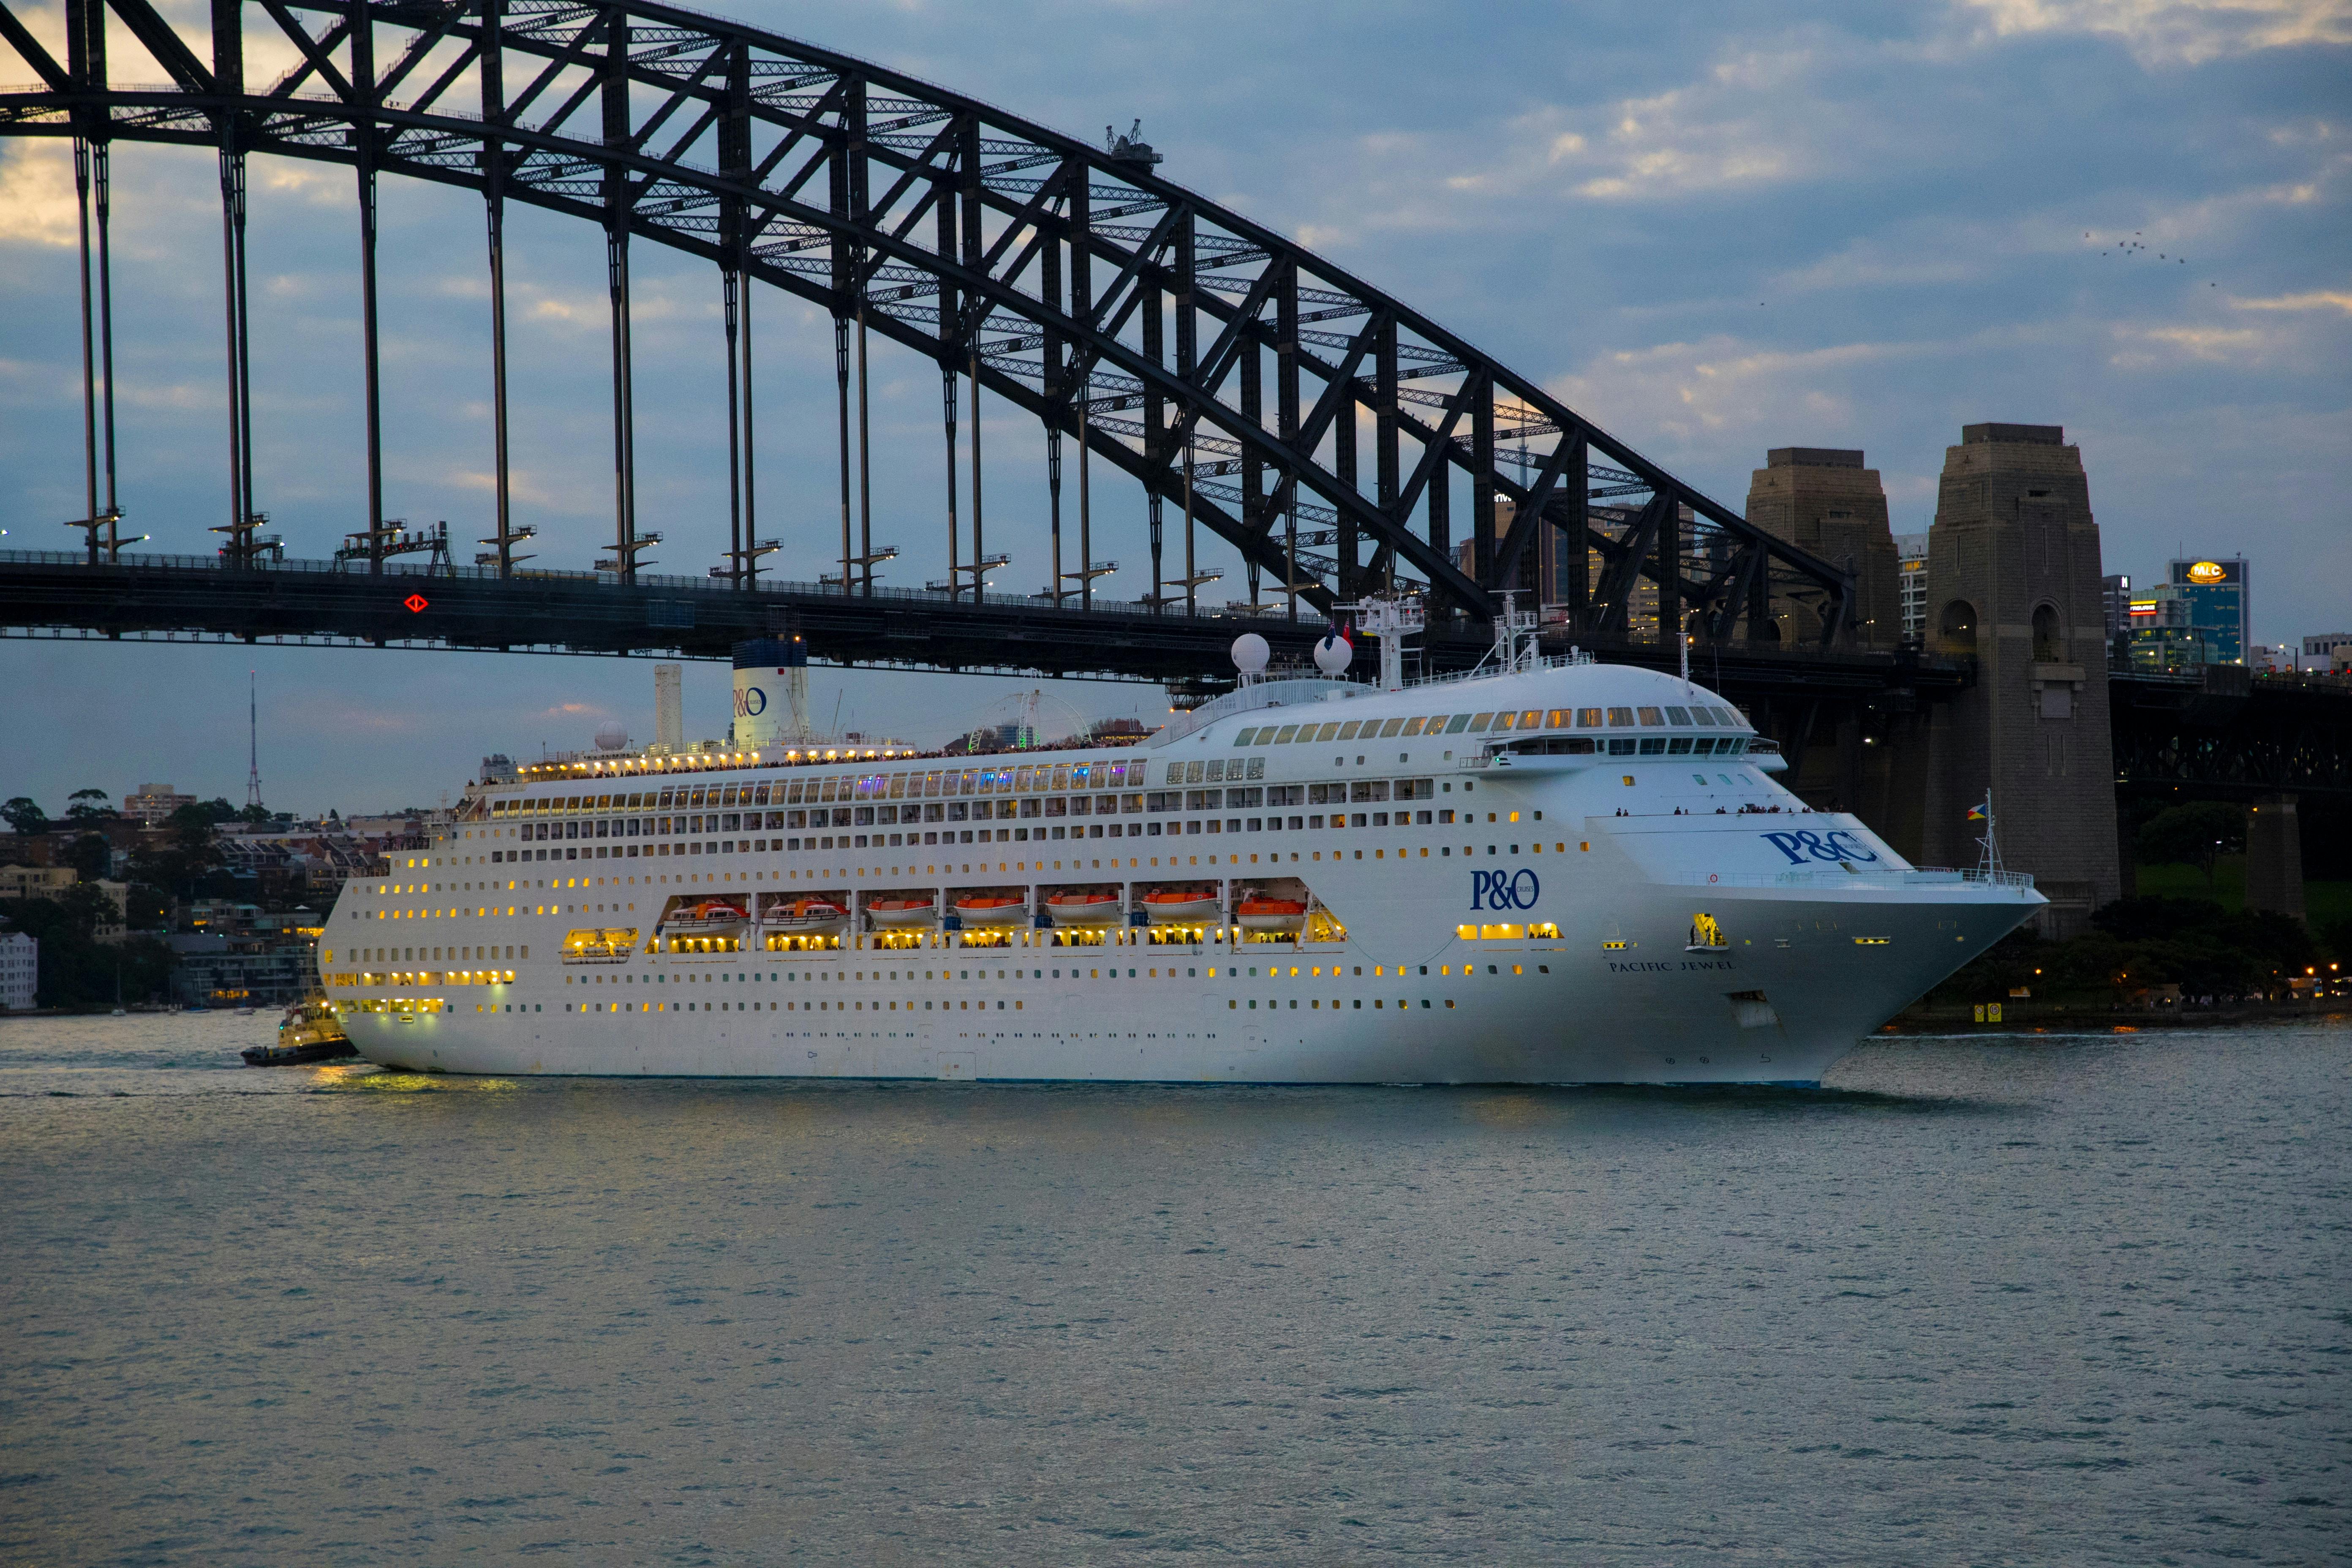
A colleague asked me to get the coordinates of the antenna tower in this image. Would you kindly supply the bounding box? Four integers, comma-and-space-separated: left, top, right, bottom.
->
246, 670, 263, 808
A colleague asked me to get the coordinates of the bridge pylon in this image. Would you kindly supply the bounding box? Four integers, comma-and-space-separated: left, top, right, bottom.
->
1920, 424, 2121, 936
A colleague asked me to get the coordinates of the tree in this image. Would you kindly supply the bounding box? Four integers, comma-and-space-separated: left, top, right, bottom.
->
64, 787, 112, 823
130, 805, 226, 905
2, 892, 175, 1008
196, 798, 243, 825
237, 802, 274, 824
2136, 801, 2246, 887
1, 797, 46, 836
64, 832, 113, 883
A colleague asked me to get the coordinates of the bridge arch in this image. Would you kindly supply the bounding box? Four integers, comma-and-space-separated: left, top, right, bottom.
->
2032, 602, 2064, 662
1938, 598, 1978, 655
1, 0, 1855, 642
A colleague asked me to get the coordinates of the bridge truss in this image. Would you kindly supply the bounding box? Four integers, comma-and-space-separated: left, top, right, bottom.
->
0, 0, 1857, 651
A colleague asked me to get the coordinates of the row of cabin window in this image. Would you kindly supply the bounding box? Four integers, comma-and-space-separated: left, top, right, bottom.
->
504, 780, 1447, 841
490, 762, 1166, 819
1233, 702, 1743, 747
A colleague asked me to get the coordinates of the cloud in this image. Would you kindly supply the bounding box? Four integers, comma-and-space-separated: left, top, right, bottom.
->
0, 142, 80, 249
2107, 322, 2272, 365
1957, 0, 2352, 66
1547, 336, 1918, 444
2232, 286, 2352, 311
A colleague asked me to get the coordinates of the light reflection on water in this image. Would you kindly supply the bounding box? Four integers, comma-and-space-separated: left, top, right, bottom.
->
2, 1012, 2346, 1565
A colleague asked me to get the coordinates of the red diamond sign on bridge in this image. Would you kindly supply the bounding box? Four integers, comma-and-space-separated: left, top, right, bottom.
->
403, 593, 429, 613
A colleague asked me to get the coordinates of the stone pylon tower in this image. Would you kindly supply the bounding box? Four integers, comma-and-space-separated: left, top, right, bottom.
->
1922, 424, 2120, 935
1744, 448, 1902, 646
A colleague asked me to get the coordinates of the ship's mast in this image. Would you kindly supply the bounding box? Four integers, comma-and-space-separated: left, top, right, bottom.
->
1336, 592, 1425, 692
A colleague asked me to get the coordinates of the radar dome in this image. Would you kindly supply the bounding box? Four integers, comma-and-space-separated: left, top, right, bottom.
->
594, 720, 629, 751
1231, 632, 1270, 675
1313, 631, 1353, 676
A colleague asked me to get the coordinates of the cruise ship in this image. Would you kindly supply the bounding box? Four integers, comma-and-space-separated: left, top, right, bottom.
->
325, 625, 2039, 1086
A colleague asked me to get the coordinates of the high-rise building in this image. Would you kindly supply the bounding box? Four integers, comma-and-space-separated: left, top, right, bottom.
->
2165, 557, 2249, 665
121, 783, 195, 825
1920, 422, 2119, 936
2100, 573, 2132, 659
1896, 532, 1929, 645
2125, 587, 2205, 671
653, 664, 684, 752
1743, 448, 1902, 646
0, 928, 35, 1011
1452, 498, 1665, 637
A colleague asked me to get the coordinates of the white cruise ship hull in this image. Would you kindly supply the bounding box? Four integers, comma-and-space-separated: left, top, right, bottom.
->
328, 664, 2042, 1087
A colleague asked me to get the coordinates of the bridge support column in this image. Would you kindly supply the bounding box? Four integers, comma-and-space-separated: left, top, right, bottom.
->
967, 345, 983, 595
604, 226, 638, 581
2245, 795, 2304, 920
74, 136, 97, 553
855, 311, 871, 595
833, 316, 852, 592
1920, 423, 2120, 936
723, 267, 743, 586
95, 139, 117, 544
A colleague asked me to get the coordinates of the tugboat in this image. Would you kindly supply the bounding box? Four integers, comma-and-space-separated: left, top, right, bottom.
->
242, 996, 359, 1067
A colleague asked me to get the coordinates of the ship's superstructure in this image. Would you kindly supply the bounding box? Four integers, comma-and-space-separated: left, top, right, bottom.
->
324, 646, 2040, 1085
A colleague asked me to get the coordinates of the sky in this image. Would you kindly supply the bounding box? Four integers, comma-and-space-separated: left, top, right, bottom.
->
1, 0, 2347, 819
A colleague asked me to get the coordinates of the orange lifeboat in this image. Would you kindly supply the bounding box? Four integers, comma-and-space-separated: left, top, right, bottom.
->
865, 896, 938, 931
666, 898, 748, 933
1234, 895, 1307, 935
765, 897, 848, 936
1044, 890, 1120, 927
1141, 887, 1220, 925
952, 894, 1028, 929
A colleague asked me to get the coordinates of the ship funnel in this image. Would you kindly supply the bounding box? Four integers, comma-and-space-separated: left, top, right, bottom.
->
732, 637, 814, 749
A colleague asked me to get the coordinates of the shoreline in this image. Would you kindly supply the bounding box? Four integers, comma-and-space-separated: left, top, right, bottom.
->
1883, 1000, 2351, 1035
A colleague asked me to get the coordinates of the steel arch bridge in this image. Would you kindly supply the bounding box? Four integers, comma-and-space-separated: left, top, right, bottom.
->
0, 0, 1855, 646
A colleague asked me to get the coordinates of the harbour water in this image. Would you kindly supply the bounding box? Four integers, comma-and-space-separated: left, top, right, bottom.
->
3, 1013, 2346, 1564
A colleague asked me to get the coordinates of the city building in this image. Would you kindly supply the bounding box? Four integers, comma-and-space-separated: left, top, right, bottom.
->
121, 782, 196, 824
2304, 633, 2352, 672
1452, 497, 1670, 636
2101, 572, 2132, 660
0, 866, 127, 940
167, 931, 316, 1008
2126, 588, 2206, 671
1897, 532, 1929, 645
1743, 448, 1902, 646
2166, 556, 2249, 665
0, 928, 35, 1010
0, 865, 78, 903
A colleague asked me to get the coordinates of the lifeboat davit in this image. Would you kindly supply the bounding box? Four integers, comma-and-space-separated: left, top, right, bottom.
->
1234, 896, 1307, 935
1044, 890, 1120, 927
952, 894, 1028, 928
1141, 887, 1220, 925
765, 897, 848, 936
667, 899, 748, 933
865, 896, 938, 930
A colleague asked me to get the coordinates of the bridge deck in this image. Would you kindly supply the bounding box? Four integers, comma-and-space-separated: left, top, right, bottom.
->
0, 550, 1957, 700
